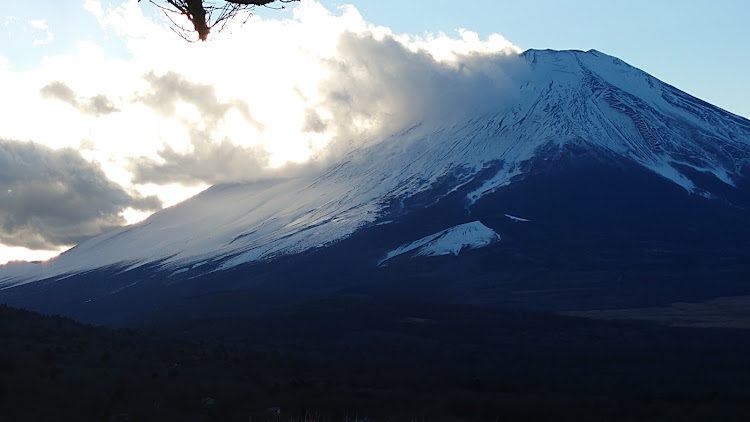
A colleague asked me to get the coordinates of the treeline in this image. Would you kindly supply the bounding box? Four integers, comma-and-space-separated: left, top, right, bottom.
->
2, 303, 750, 421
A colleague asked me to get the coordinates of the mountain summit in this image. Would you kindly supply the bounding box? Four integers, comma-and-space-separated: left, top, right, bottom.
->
2, 49, 749, 323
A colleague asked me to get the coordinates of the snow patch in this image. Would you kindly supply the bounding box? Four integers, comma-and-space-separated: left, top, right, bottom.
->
504, 214, 530, 222
642, 160, 695, 192
467, 165, 523, 205
168, 268, 189, 278
378, 221, 500, 266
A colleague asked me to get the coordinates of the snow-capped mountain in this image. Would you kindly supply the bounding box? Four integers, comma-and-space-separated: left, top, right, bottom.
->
2, 49, 749, 323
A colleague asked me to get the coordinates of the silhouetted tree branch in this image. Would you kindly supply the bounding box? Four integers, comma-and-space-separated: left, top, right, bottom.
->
141, 0, 298, 41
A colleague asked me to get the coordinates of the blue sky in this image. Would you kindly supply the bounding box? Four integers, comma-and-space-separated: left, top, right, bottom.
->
0, 0, 748, 263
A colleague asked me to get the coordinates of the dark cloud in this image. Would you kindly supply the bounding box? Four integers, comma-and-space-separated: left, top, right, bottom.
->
138, 71, 264, 132
129, 125, 270, 186
40, 81, 77, 106
302, 108, 328, 133
81, 94, 120, 116
0, 139, 161, 250
40, 81, 120, 117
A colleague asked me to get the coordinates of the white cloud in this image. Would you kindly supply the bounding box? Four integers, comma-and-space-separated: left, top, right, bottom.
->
83, 0, 105, 24
398, 28, 522, 61
28, 19, 54, 47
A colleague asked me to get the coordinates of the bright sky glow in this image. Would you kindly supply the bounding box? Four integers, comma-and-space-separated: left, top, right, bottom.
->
0, 0, 747, 265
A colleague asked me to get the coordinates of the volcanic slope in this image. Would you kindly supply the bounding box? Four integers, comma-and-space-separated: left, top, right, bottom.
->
1, 49, 749, 324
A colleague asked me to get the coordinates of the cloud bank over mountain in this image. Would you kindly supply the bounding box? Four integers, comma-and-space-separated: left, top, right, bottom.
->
314, 31, 526, 154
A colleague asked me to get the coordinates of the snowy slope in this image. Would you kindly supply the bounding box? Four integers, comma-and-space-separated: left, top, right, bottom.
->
377, 221, 500, 266
2, 49, 749, 288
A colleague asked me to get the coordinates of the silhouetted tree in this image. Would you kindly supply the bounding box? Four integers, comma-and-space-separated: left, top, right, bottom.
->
141, 0, 298, 41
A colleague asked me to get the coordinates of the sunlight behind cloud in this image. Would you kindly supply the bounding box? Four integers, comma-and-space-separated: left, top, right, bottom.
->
0, 0, 521, 262
0, 244, 63, 266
